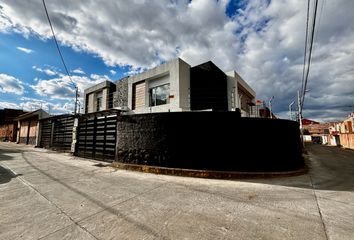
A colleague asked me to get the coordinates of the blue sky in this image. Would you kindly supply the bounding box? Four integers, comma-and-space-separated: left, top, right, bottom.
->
0, 31, 126, 113
0, 0, 354, 121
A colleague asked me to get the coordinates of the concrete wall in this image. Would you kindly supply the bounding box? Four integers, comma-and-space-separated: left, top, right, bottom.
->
178, 58, 191, 111
128, 58, 191, 113
87, 94, 95, 113
226, 71, 255, 115
116, 112, 303, 172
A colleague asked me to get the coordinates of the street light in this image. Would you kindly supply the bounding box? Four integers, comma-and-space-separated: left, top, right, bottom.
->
269, 96, 274, 119
289, 101, 295, 120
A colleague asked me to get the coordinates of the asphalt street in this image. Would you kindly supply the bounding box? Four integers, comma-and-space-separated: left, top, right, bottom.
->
0, 142, 353, 240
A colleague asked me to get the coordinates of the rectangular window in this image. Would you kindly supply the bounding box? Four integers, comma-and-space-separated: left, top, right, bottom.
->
149, 84, 170, 107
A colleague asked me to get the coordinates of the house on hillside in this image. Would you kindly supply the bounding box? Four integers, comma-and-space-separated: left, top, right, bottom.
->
83, 58, 256, 116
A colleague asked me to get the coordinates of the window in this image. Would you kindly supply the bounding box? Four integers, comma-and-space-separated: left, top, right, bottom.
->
96, 91, 103, 111
149, 84, 170, 107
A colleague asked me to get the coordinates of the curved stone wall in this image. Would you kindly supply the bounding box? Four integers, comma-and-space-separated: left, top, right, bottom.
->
116, 112, 304, 172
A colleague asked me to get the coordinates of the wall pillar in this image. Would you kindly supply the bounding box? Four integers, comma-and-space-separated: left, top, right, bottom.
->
71, 118, 79, 154
35, 121, 41, 147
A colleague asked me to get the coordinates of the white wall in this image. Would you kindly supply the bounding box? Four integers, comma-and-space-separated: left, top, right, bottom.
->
303, 135, 312, 142
87, 93, 95, 113
226, 75, 238, 111
178, 58, 191, 111
128, 58, 191, 113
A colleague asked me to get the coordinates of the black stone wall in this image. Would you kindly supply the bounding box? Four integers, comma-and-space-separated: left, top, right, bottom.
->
116, 112, 304, 172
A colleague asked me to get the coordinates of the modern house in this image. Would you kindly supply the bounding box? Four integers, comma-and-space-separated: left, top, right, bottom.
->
84, 80, 116, 113
84, 58, 256, 116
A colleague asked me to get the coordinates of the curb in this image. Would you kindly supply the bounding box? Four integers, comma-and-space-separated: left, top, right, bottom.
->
110, 161, 308, 179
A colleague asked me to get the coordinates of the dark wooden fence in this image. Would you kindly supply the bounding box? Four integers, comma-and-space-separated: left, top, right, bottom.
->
76, 112, 118, 162
40, 115, 74, 151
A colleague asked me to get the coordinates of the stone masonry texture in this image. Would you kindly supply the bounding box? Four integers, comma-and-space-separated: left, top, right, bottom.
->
114, 77, 129, 108
116, 112, 304, 172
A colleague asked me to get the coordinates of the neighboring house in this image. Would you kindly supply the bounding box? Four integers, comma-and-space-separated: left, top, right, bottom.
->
16, 109, 49, 145
84, 81, 116, 113
84, 58, 256, 115
339, 113, 354, 149
327, 122, 341, 146
302, 120, 330, 144
301, 115, 354, 149
0, 108, 27, 142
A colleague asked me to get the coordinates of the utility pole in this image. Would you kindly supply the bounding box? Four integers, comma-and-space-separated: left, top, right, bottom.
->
74, 86, 78, 115
269, 96, 274, 119
289, 101, 295, 120
297, 90, 302, 129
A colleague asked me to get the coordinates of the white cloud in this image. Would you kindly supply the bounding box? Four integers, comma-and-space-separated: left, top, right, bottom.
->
90, 74, 110, 81
16, 46, 33, 54
109, 69, 116, 75
72, 68, 85, 74
32, 65, 62, 76
0, 101, 20, 109
30, 74, 107, 100
1, 0, 354, 121
18, 96, 77, 114
0, 73, 25, 95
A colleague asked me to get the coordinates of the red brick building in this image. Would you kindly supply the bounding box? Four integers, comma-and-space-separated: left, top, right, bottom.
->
0, 109, 27, 142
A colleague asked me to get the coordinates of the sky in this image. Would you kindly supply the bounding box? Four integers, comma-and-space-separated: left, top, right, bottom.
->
0, 0, 353, 122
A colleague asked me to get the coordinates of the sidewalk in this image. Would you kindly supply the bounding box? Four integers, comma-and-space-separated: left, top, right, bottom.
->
1, 142, 353, 239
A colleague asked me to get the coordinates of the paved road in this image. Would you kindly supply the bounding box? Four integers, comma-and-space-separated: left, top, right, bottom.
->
0, 142, 353, 240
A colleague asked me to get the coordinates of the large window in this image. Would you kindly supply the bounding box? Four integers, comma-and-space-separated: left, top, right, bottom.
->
149, 84, 170, 107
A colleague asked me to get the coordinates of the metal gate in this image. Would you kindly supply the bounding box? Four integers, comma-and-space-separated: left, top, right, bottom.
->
76, 111, 118, 162
40, 115, 74, 151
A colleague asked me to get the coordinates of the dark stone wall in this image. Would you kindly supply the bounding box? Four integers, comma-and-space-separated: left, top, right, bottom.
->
116, 112, 304, 172
190, 61, 228, 111
114, 77, 128, 108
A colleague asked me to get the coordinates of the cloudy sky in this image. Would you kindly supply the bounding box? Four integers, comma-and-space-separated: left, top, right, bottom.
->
0, 0, 353, 121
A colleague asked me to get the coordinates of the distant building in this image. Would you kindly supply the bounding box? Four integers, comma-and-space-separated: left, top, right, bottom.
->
339, 113, 354, 149
84, 58, 256, 116
301, 113, 354, 149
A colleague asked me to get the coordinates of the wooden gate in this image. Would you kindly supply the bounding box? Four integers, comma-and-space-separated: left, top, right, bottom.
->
76, 111, 119, 162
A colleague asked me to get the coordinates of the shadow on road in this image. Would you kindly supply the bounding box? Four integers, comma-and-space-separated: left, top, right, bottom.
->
0, 165, 22, 184
0, 147, 25, 161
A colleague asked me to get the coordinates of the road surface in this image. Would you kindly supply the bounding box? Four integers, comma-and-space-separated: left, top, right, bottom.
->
0, 142, 353, 240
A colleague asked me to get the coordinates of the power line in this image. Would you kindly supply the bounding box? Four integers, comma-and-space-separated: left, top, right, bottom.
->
301, 0, 319, 113
300, 0, 311, 106
42, 0, 79, 114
